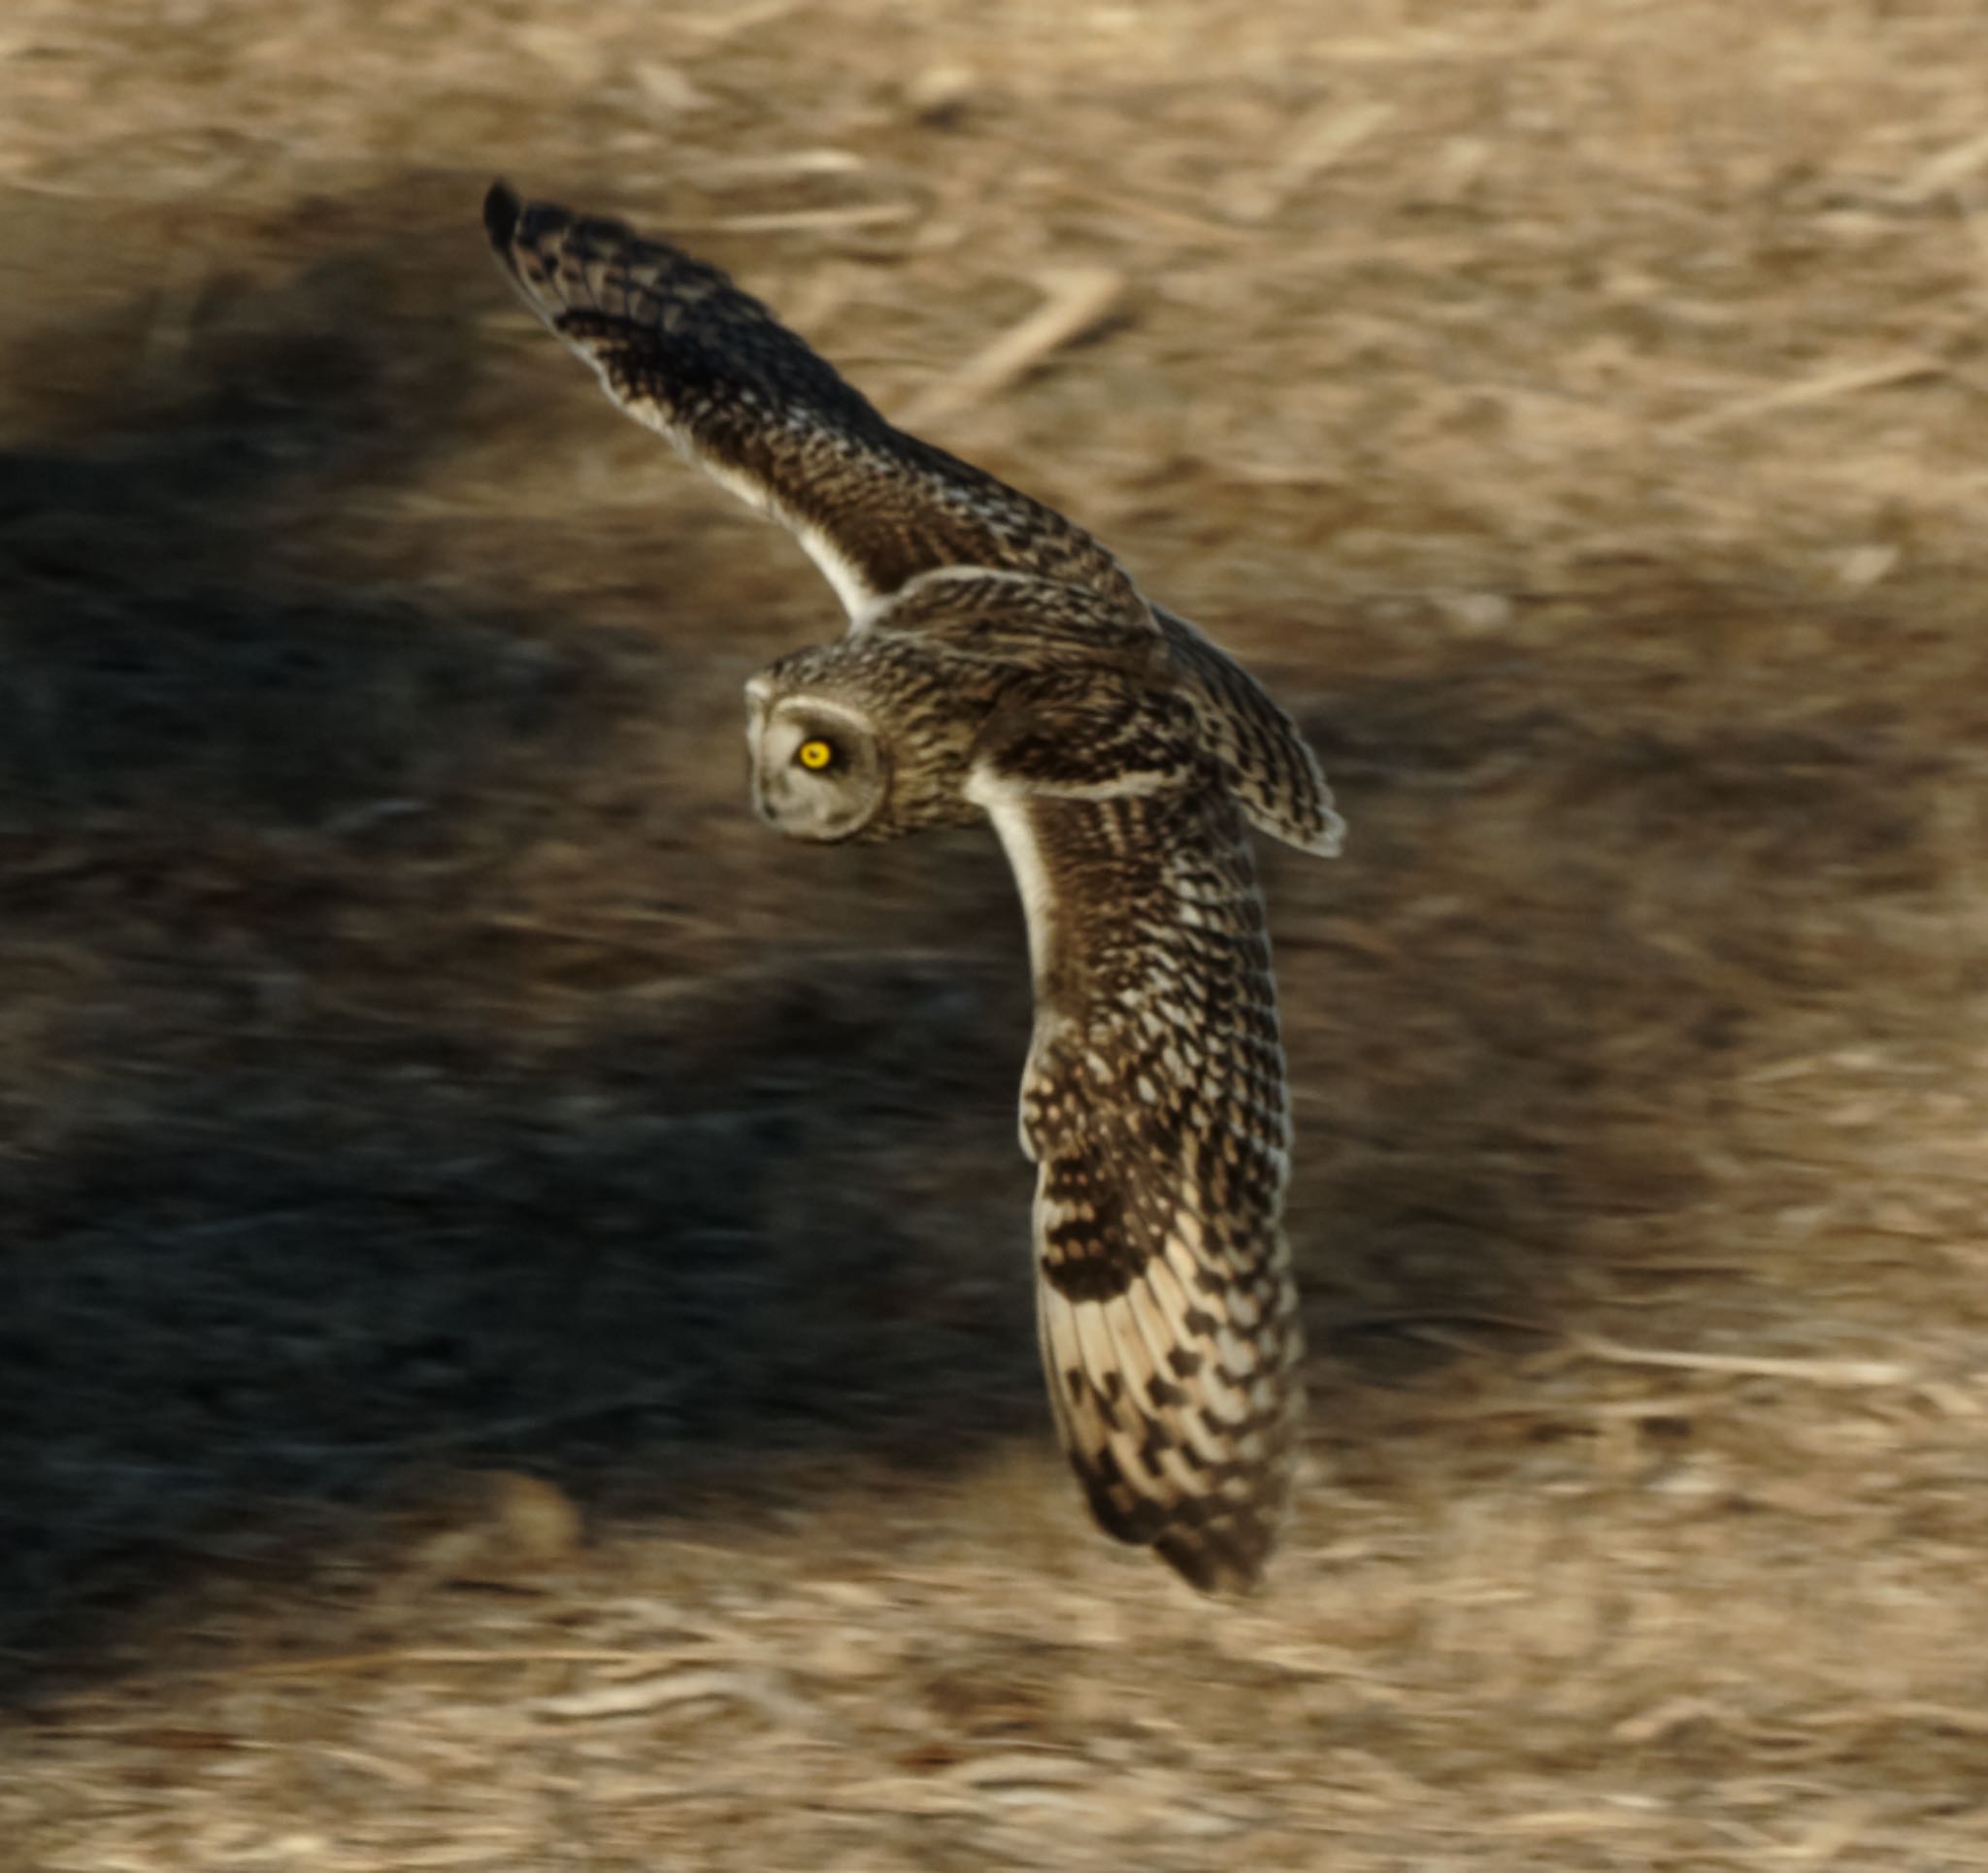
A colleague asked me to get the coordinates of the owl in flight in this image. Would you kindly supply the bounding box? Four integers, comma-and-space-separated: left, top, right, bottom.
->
484, 182, 1343, 1594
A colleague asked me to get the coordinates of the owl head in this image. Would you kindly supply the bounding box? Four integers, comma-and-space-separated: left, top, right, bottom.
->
746, 678, 890, 842
744, 639, 993, 844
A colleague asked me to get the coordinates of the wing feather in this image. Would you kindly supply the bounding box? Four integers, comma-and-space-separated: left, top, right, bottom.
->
485, 182, 1130, 622
970, 673, 1305, 1594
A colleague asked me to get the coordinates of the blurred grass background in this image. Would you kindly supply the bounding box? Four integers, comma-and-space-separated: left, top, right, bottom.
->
3, 2, 1988, 1866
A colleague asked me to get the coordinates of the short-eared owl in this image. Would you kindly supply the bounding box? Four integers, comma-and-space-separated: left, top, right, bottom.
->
485, 182, 1342, 1594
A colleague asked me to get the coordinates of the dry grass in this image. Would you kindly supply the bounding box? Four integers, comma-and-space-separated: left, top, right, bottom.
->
5, 1, 1988, 1866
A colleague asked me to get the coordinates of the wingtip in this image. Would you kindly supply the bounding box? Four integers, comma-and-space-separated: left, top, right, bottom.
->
482, 179, 523, 256
1155, 1519, 1276, 1598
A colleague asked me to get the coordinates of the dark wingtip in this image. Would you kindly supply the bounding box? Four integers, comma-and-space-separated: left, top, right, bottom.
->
482, 180, 523, 255
1156, 1523, 1271, 1598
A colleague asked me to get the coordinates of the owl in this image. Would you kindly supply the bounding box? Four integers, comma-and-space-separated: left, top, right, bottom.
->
484, 182, 1343, 1594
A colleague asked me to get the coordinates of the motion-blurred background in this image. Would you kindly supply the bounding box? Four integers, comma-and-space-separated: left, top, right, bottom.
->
4, 3, 1986, 1865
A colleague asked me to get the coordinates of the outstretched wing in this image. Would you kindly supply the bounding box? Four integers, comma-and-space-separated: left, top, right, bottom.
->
968, 673, 1305, 1594
485, 184, 1346, 853
484, 182, 1130, 622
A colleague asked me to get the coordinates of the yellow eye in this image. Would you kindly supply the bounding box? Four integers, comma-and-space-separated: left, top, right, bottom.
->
797, 738, 835, 772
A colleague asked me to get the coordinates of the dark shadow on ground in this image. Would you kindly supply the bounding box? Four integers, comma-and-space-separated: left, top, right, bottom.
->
0, 189, 1050, 1698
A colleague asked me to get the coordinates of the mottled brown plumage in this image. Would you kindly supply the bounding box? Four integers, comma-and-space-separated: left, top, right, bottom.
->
482, 185, 1130, 618
486, 181, 1340, 1593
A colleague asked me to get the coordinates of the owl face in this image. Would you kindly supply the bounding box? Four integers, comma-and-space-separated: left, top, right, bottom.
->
746, 683, 888, 841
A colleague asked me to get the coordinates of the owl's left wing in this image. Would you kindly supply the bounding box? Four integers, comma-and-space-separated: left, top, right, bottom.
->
968, 673, 1305, 1594
484, 182, 1130, 623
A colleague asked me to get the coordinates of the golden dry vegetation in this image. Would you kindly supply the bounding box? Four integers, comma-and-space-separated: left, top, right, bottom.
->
4, 1, 1988, 1866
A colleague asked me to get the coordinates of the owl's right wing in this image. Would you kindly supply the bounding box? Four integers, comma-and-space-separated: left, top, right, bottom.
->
968, 672, 1305, 1594
484, 182, 1130, 624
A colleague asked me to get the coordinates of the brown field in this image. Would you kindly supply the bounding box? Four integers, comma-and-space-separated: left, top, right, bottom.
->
5, 2, 1988, 1866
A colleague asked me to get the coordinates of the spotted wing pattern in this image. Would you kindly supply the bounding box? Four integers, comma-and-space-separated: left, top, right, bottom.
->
483, 182, 1129, 620
970, 672, 1304, 1593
